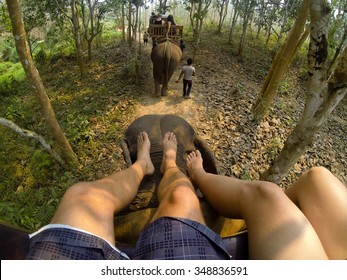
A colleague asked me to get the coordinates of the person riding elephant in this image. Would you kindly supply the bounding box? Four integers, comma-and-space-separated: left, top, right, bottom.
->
165, 14, 176, 36
116, 114, 246, 245
151, 38, 182, 96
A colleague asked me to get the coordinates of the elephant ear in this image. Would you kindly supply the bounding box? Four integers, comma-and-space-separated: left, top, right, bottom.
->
120, 139, 132, 168
194, 136, 219, 175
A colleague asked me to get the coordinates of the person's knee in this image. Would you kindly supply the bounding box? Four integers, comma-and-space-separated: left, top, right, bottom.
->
240, 182, 289, 218
63, 182, 95, 202
165, 184, 199, 207
250, 181, 284, 203
305, 166, 331, 180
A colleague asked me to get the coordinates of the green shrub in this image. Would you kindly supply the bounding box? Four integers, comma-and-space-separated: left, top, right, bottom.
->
0, 37, 19, 63
65, 114, 95, 144
0, 62, 26, 95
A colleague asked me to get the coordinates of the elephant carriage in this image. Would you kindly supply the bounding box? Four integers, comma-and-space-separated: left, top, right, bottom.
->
147, 15, 184, 96
148, 23, 183, 41
0, 115, 249, 260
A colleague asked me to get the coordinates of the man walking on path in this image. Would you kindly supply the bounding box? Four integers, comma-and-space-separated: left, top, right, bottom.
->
175, 58, 195, 99
143, 31, 149, 45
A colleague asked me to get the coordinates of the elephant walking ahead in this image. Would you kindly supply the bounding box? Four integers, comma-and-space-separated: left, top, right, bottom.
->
151, 38, 182, 96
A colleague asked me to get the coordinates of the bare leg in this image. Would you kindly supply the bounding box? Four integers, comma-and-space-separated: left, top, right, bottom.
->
186, 150, 328, 259
51, 132, 154, 245
285, 167, 347, 259
151, 132, 205, 224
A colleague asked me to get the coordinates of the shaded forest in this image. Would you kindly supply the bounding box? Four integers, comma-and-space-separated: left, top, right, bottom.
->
0, 0, 346, 231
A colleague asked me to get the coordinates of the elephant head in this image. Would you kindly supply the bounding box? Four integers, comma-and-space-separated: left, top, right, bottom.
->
115, 114, 246, 246
151, 38, 182, 97
0, 114, 247, 260
119, 114, 218, 212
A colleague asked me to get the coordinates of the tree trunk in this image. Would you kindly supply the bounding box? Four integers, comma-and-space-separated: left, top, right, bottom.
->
71, 0, 87, 77
328, 23, 347, 74
252, 0, 310, 121
121, 2, 125, 42
237, 0, 255, 55
228, 0, 239, 43
6, 0, 78, 166
86, 0, 95, 61
0, 117, 64, 165
128, 1, 132, 47
262, 0, 347, 184
217, 0, 229, 34
134, 4, 139, 84
189, 0, 213, 59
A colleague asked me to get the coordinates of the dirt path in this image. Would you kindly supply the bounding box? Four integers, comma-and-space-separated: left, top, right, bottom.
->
128, 40, 346, 187
134, 44, 208, 127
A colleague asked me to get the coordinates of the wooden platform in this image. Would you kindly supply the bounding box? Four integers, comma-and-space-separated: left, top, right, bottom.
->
148, 24, 183, 40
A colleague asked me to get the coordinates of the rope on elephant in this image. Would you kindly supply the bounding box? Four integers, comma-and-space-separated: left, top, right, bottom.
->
163, 40, 172, 63
156, 37, 180, 47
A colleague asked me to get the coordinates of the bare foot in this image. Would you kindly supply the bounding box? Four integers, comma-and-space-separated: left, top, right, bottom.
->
160, 132, 177, 173
186, 150, 205, 182
136, 132, 155, 176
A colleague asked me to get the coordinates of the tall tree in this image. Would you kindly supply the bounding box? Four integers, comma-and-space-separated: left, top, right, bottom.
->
273, 0, 301, 49
6, 0, 78, 166
158, 0, 169, 13
81, 0, 106, 60
262, 0, 347, 184
237, 0, 256, 55
185, 0, 213, 58
127, 0, 132, 47
121, 0, 126, 42
53, 0, 87, 77
252, 0, 310, 121
228, 0, 240, 43
215, 0, 229, 34
21, 0, 48, 56
327, 2, 346, 73
0, 1, 11, 35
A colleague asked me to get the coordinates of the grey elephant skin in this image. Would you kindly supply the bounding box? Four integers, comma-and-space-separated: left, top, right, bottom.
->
151, 38, 182, 96
0, 116, 247, 260
115, 114, 247, 246
120, 114, 218, 211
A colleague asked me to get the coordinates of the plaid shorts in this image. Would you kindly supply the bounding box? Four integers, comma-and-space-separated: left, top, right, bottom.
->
26, 217, 231, 260
26, 224, 129, 260
133, 217, 231, 260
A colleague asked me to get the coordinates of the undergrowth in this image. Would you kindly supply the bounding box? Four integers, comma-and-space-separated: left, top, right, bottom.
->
0, 28, 307, 231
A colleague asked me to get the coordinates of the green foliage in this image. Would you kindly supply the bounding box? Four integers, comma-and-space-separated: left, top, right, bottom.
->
34, 48, 48, 65
267, 136, 284, 160
279, 81, 290, 94
0, 36, 19, 62
65, 113, 95, 144
235, 82, 245, 93
30, 23, 76, 65
0, 183, 64, 230
0, 3, 11, 34
241, 170, 252, 180
0, 129, 66, 230
119, 56, 141, 83
99, 20, 122, 44
274, 100, 287, 111
0, 62, 26, 95
204, 20, 218, 32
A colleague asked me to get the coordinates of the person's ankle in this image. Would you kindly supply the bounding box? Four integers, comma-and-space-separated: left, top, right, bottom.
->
189, 167, 205, 182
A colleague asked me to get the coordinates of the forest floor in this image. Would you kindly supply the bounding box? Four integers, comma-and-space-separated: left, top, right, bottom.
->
49, 33, 346, 188
1, 32, 346, 229
127, 36, 347, 188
